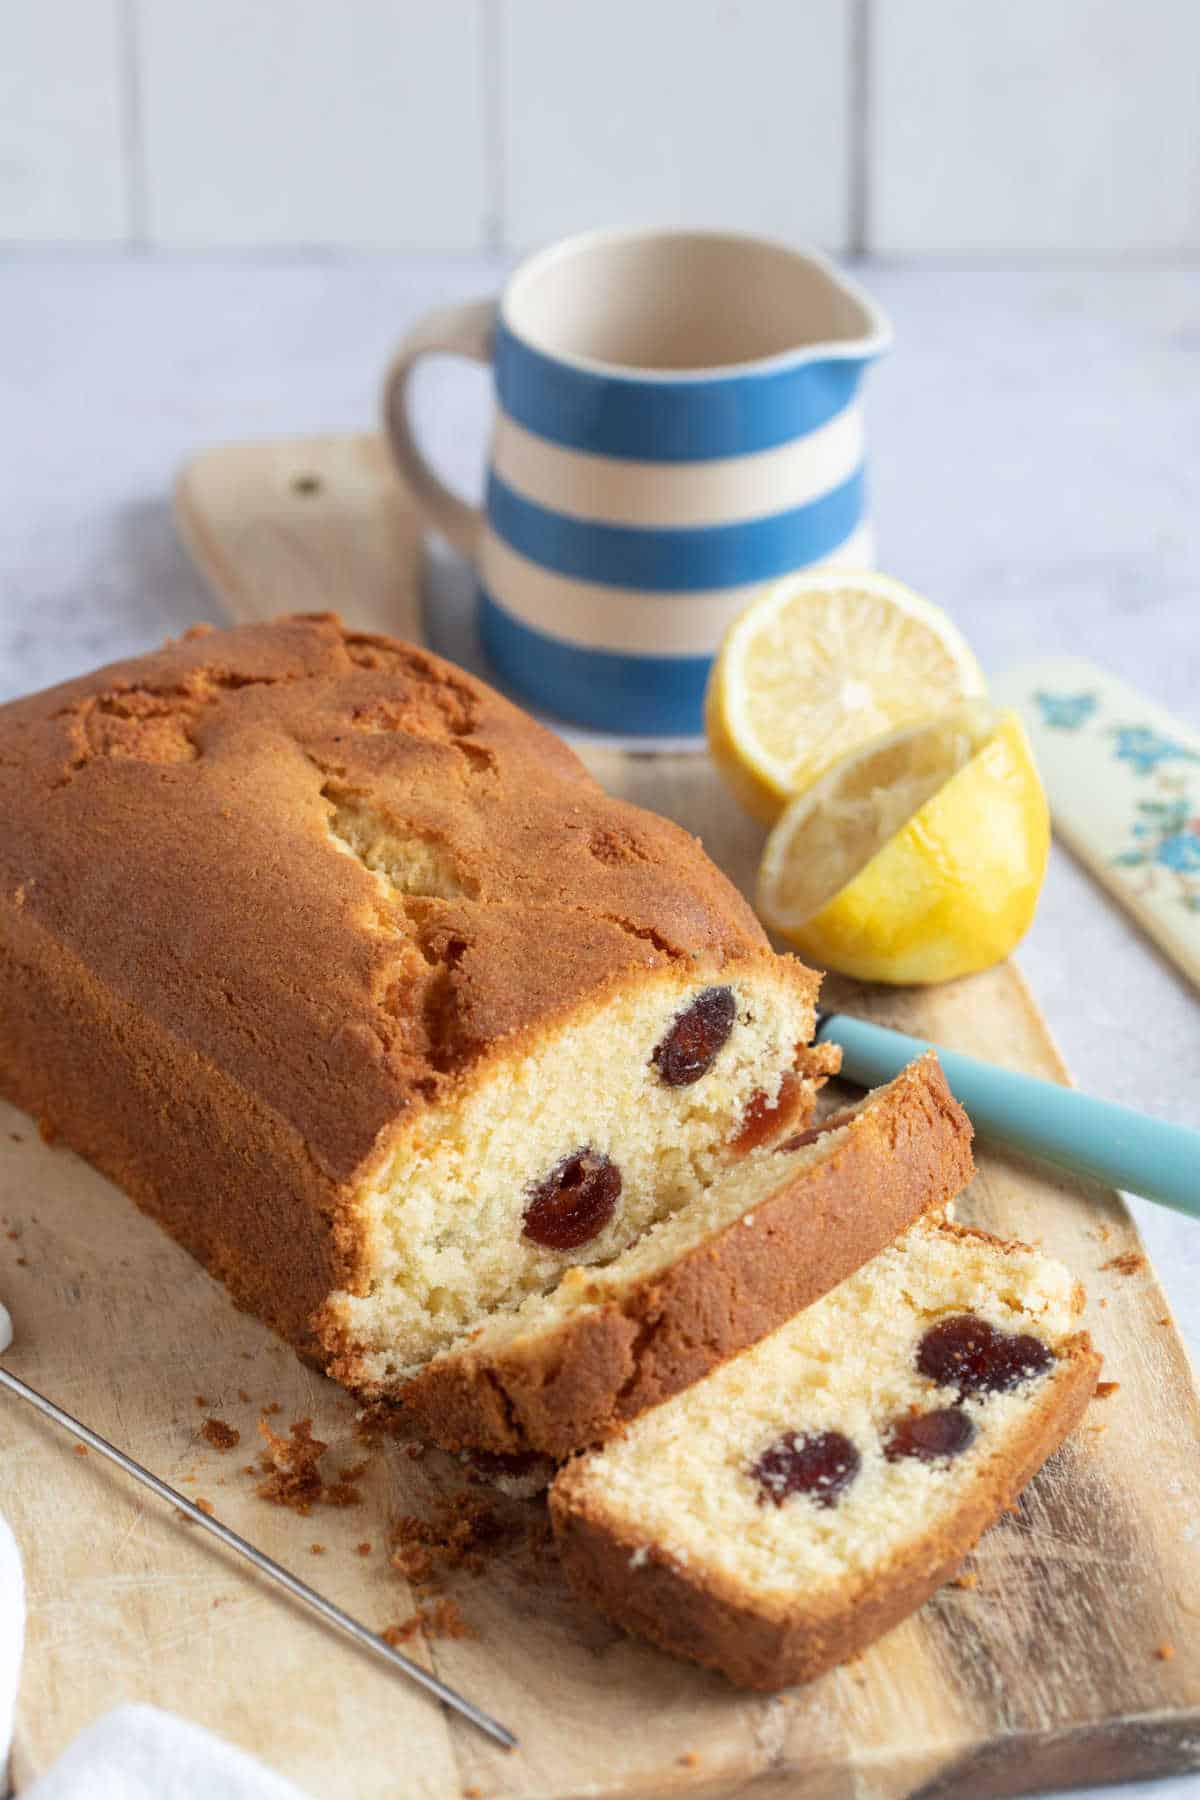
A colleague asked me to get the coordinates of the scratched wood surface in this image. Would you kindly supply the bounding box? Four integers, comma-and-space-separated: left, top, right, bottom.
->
2, 435, 1198, 1799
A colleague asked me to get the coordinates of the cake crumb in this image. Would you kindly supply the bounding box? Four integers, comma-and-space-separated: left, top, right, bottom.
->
382, 1597, 475, 1646
238, 1388, 251, 1403
14, 1256, 27, 1267
1156, 1641, 1176, 1661
1102, 1251, 1146, 1277
381, 1617, 421, 1647
201, 1416, 241, 1451
1094, 1381, 1120, 1400
310, 1543, 325, 1556
327, 1459, 370, 1508
951, 1571, 978, 1590
195, 1497, 215, 1517
356, 1542, 372, 1556
255, 1417, 328, 1514
427, 1597, 475, 1639
678, 1752, 701, 1768
463, 1787, 484, 1799
9, 1133, 23, 1144
1160, 1316, 1172, 1327
194, 1395, 209, 1408
262, 1401, 283, 1416
390, 1494, 506, 1588
73, 1443, 88, 1457
253, 1418, 365, 1512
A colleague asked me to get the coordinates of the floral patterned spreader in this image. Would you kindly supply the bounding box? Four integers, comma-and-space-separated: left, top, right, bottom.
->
995, 658, 1200, 994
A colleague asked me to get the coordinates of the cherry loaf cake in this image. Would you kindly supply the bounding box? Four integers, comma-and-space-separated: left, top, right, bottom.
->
550, 1220, 1099, 1689
395, 1054, 974, 1457
0, 613, 841, 1389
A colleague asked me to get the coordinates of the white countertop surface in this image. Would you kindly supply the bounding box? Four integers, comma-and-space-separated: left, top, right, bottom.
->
1, 253, 1198, 1800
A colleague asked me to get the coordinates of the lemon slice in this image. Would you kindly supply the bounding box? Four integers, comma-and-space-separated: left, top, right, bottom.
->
758, 707, 1049, 986
706, 573, 987, 824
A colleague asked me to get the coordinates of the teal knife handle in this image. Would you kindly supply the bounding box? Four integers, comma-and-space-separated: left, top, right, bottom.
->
820, 1013, 1200, 1218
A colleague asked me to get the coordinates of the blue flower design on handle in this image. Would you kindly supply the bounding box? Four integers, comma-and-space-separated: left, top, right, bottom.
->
1034, 691, 1098, 731
1156, 831, 1200, 874
1111, 726, 1200, 777
1112, 794, 1200, 913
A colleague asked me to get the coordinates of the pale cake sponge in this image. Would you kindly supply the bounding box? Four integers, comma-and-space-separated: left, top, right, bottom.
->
0, 614, 825, 1385
551, 1221, 1099, 1689
390, 1053, 974, 1457
330, 975, 835, 1377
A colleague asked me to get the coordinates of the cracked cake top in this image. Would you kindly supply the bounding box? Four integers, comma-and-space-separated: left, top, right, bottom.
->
0, 613, 798, 1184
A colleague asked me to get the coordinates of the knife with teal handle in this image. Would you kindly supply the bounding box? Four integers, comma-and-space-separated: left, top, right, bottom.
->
815, 1012, 1200, 1218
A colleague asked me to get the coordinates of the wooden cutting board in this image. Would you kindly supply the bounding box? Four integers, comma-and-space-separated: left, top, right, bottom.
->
4, 435, 1199, 1799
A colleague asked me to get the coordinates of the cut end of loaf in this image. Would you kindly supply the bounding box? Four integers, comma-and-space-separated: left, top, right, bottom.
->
323, 960, 824, 1379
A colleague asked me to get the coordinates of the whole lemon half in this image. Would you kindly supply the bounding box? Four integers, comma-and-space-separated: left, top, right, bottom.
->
707, 571, 986, 826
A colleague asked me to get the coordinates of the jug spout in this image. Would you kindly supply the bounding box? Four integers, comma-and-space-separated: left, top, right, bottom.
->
761, 243, 892, 369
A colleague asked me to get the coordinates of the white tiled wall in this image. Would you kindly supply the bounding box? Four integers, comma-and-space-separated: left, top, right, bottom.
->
871, 0, 1200, 256
2, 0, 1197, 256
2, 0, 128, 242
139, 0, 488, 249
503, 0, 850, 249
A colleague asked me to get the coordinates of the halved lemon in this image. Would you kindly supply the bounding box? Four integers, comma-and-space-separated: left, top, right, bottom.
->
757, 706, 1049, 985
706, 572, 987, 824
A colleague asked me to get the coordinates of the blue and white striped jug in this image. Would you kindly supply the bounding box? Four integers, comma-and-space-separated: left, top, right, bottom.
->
384, 228, 890, 736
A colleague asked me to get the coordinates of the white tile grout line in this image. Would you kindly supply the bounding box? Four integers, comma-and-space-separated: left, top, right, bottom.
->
481, 0, 507, 255
117, 0, 149, 249
847, 0, 872, 258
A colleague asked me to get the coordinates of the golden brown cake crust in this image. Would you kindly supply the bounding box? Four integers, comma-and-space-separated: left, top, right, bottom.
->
0, 614, 803, 1349
392, 1055, 975, 1458
549, 1234, 1100, 1690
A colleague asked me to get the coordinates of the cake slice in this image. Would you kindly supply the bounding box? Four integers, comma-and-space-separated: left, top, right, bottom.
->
550, 1220, 1099, 1688
386, 1054, 974, 1458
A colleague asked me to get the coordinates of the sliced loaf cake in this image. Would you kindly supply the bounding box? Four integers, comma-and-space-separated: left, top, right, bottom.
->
550, 1219, 1099, 1688
0, 615, 832, 1380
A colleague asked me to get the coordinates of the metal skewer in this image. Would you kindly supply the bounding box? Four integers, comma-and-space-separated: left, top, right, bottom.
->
0, 1362, 517, 1752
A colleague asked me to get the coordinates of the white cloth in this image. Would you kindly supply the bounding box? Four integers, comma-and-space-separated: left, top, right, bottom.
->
1, 1514, 25, 1780
20, 1706, 309, 1800
2, 1498, 307, 1798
